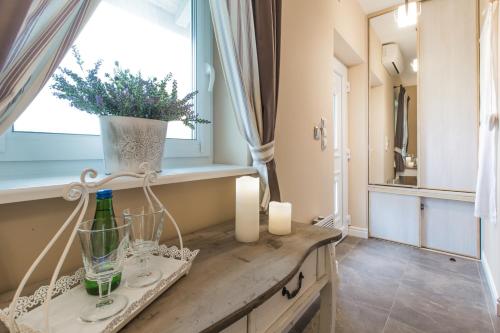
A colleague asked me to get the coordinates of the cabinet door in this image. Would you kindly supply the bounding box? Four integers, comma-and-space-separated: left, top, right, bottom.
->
369, 192, 420, 246
419, 0, 478, 191
421, 198, 478, 258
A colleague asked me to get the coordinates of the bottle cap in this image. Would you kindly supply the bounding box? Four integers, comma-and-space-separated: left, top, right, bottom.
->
96, 189, 113, 199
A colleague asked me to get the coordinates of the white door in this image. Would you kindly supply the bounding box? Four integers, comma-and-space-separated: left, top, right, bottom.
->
333, 58, 349, 236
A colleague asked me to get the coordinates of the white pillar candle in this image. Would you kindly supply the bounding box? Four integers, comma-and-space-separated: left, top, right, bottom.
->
235, 176, 260, 242
268, 201, 292, 235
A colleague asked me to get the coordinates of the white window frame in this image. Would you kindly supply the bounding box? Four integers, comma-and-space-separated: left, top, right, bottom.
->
0, 0, 213, 165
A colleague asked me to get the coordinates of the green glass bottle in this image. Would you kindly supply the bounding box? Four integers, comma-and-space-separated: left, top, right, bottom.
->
84, 189, 122, 296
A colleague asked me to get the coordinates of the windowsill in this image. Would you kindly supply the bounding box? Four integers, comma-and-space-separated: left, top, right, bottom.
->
0, 164, 256, 205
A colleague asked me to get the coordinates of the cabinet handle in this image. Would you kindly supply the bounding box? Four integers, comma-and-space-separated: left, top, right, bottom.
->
282, 272, 304, 300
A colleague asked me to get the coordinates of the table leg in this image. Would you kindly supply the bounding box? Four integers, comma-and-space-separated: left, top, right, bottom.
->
319, 244, 337, 333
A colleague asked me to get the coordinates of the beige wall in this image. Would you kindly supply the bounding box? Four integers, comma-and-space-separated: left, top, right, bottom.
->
0, 177, 238, 294
333, 0, 368, 63
274, 0, 335, 223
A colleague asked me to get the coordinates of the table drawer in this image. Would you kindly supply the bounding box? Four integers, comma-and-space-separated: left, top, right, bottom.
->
253, 250, 318, 333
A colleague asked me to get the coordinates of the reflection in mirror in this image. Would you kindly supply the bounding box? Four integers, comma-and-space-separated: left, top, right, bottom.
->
369, 5, 418, 187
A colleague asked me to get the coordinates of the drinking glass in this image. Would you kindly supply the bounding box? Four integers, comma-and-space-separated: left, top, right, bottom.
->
123, 207, 164, 288
77, 218, 130, 322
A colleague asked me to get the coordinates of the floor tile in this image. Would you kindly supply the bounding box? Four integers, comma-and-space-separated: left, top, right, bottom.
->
354, 238, 415, 262
336, 296, 390, 333
478, 262, 500, 333
335, 241, 354, 262
402, 261, 486, 307
383, 317, 426, 333
391, 262, 492, 333
409, 248, 480, 283
389, 285, 493, 333
300, 238, 493, 333
338, 253, 404, 311
343, 244, 408, 280
341, 236, 362, 247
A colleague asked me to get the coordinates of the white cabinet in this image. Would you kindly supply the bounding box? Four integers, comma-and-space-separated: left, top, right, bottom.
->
421, 198, 478, 257
369, 191, 420, 246
368, 188, 479, 258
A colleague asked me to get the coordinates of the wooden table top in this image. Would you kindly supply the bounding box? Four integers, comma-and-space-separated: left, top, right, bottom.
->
121, 216, 341, 333
0, 216, 341, 333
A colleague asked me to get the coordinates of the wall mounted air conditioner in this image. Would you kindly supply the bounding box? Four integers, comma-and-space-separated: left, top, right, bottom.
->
382, 43, 405, 77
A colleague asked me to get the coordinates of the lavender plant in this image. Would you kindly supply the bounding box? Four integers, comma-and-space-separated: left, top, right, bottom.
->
50, 48, 209, 129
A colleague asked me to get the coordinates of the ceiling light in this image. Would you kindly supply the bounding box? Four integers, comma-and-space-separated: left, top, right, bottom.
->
411, 58, 418, 72
395, 1, 420, 28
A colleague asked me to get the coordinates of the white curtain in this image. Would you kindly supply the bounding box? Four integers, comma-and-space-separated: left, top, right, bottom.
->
0, 0, 99, 135
475, 1, 499, 223
209, 0, 274, 208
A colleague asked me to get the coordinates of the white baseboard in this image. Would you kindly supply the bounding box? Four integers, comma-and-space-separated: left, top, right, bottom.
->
481, 250, 499, 315
348, 226, 368, 239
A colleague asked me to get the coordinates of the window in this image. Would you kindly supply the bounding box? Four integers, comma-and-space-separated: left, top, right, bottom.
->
0, 0, 213, 169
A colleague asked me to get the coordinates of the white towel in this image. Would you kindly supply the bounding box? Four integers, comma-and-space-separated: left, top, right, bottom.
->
475, 2, 499, 223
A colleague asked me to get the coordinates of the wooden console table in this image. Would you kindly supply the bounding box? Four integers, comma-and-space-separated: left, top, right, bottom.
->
0, 216, 341, 333
122, 216, 341, 333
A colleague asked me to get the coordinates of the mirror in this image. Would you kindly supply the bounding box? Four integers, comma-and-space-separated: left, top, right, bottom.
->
369, 6, 418, 187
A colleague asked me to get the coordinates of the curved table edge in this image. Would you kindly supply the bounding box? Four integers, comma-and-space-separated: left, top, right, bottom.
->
201, 231, 342, 333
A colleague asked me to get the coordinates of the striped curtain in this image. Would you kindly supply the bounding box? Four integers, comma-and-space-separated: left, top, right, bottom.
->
0, 0, 99, 135
209, 0, 282, 208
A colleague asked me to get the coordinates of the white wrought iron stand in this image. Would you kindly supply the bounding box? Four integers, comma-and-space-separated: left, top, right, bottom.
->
6, 162, 184, 333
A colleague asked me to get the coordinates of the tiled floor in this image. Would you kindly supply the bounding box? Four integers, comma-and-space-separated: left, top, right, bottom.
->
298, 236, 500, 333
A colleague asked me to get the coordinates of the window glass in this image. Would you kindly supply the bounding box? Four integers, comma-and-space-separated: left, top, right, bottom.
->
14, 0, 194, 139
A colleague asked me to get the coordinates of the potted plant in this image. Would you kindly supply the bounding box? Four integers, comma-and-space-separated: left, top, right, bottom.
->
50, 48, 209, 174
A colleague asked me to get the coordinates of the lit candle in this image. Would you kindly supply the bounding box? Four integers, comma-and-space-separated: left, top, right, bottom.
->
268, 201, 292, 235
235, 176, 260, 242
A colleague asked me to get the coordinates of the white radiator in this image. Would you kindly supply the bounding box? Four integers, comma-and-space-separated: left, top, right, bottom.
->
313, 215, 339, 229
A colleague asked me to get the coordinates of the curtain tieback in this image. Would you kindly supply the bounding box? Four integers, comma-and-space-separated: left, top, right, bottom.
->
250, 141, 275, 164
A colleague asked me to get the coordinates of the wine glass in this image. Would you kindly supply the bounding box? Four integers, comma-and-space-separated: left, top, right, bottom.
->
123, 206, 164, 288
77, 218, 130, 322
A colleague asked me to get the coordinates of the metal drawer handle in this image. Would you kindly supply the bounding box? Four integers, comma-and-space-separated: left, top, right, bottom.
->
282, 272, 304, 300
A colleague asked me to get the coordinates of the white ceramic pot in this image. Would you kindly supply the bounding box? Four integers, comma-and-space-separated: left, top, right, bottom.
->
100, 116, 168, 174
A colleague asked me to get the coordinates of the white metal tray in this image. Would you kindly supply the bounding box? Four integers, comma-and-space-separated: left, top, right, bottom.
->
0, 245, 199, 333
